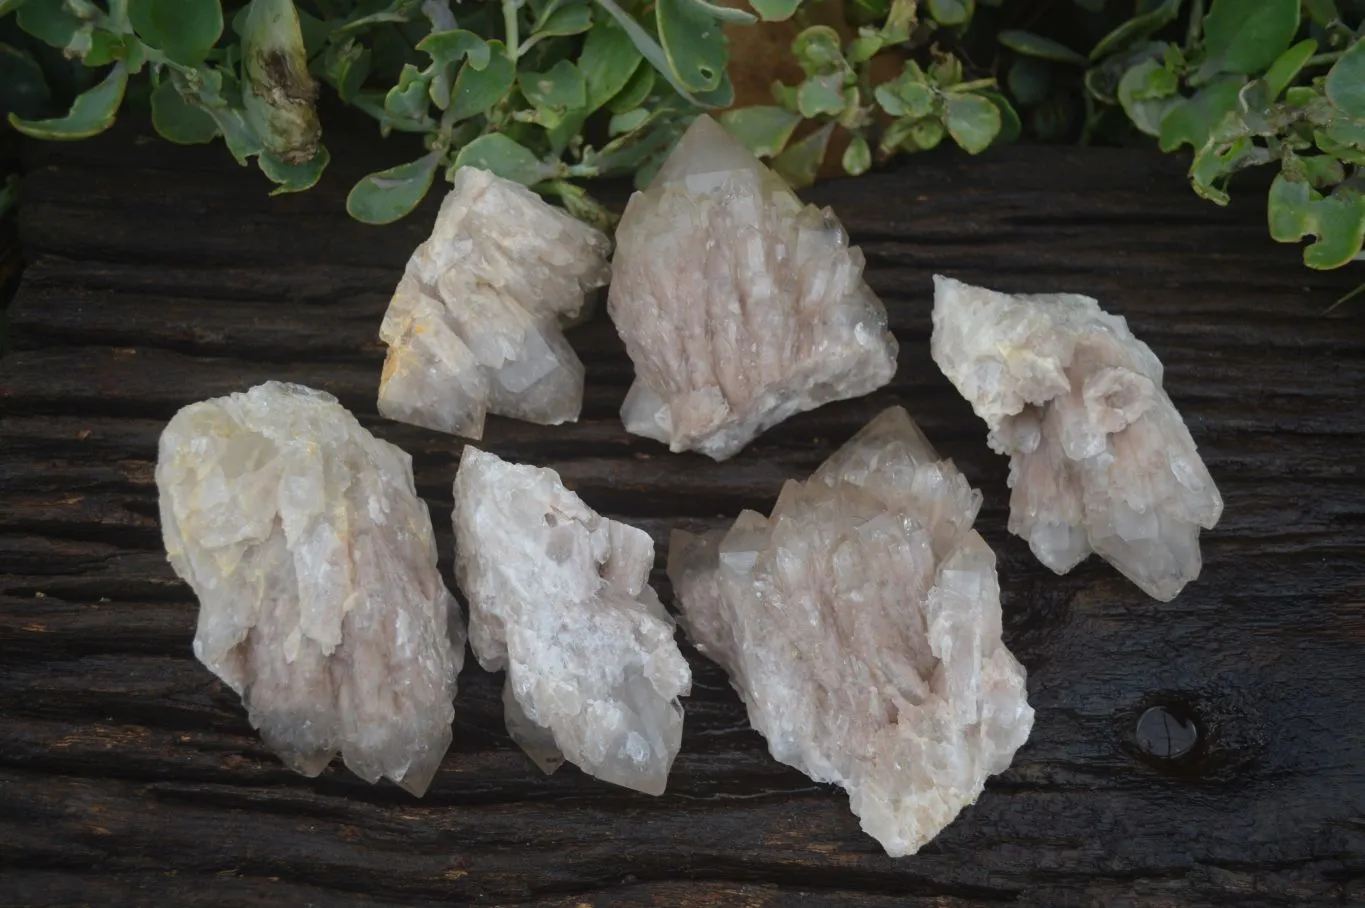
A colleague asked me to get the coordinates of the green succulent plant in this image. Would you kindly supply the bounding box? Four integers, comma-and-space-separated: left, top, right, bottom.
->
998, 0, 1365, 280
0, 0, 1362, 294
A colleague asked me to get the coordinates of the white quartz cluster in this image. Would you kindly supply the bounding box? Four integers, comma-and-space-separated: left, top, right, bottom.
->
668, 407, 1034, 856
607, 115, 899, 461
931, 276, 1223, 601
377, 166, 611, 440
453, 447, 692, 795
156, 382, 464, 795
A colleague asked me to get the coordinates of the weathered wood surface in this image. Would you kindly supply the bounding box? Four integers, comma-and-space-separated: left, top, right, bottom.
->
2, 120, 1364, 908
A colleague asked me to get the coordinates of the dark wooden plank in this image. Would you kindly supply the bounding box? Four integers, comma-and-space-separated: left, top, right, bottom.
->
3, 120, 1365, 907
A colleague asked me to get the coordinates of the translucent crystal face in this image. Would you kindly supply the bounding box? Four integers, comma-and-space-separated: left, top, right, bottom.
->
156, 381, 464, 796
377, 167, 611, 440
608, 114, 899, 461
452, 447, 692, 796
669, 407, 1034, 856
930, 276, 1223, 601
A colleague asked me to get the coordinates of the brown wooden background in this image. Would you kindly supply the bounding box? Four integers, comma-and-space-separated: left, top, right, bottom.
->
2, 120, 1363, 907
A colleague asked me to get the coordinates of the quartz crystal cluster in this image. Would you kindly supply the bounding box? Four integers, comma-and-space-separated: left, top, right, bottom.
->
931, 276, 1223, 601
377, 166, 611, 440
607, 115, 899, 461
156, 382, 464, 795
453, 447, 692, 795
669, 407, 1034, 856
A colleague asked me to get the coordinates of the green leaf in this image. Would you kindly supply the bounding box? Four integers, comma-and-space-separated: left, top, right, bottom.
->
877, 62, 935, 117
1315, 123, 1365, 166
674, 0, 755, 24
8, 61, 126, 139
655, 0, 727, 93
1291, 154, 1345, 188
718, 105, 801, 157
0, 0, 29, 16
873, 84, 905, 116
750, 0, 801, 21
347, 150, 441, 225
1008, 57, 1051, 106
383, 63, 432, 130
945, 93, 1000, 153
179, 67, 263, 165
609, 107, 650, 135
538, 2, 594, 37
999, 29, 1087, 66
926, 0, 971, 27
797, 73, 847, 117
418, 29, 491, 70
419, 28, 489, 107
592, 110, 679, 175
454, 133, 549, 185
324, 39, 371, 103
980, 89, 1021, 143
1189, 136, 1270, 205
150, 77, 219, 144
128, 0, 224, 67
927, 51, 962, 88
842, 134, 871, 175
448, 40, 515, 121
847, 31, 883, 65
0, 41, 51, 120
772, 121, 833, 187
1088, 0, 1179, 62
591, 0, 722, 107
1267, 174, 1365, 269
16, 0, 89, 52
908, 117, 945, 150
519, 59, 587, 114
1118, 59, 1178, 136
1200, 0, 1299, 77
259, 146, 329, 195
580, 18, 641, 112
1325, 39, 1365, 118
792, 25, 844, 75
295, 7, 327, 57
1157, 76, 1244, 152
608, 60, 654, 113
1262, 38, 1316, 101
1302, 0, 1337, 27
84, 30, 129, 67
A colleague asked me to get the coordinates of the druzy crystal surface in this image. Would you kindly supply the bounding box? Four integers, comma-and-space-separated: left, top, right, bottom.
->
452, 447, 692, 795
668, 407, 1034, 856
156, 381, 464, 795
377, 166, 611, 439
607, 115, 899, 461
931, 276, 1223, 601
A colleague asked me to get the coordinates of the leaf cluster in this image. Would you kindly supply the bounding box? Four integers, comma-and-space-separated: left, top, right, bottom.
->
718, 0, 1019, 187
0, 0, 810, 227
998, 0, 1365, 272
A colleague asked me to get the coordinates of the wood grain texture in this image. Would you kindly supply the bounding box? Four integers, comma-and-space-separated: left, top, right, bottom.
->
2, 119, 1364, 908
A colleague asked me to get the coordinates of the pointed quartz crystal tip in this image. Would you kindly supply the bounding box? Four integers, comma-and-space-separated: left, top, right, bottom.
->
607, 114, 899, 462
668, 406, 1034, 857
452, 446, 692, 795
377, 166, 611, 440
930, 275, 1223, 601
155, 381, 465, 796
